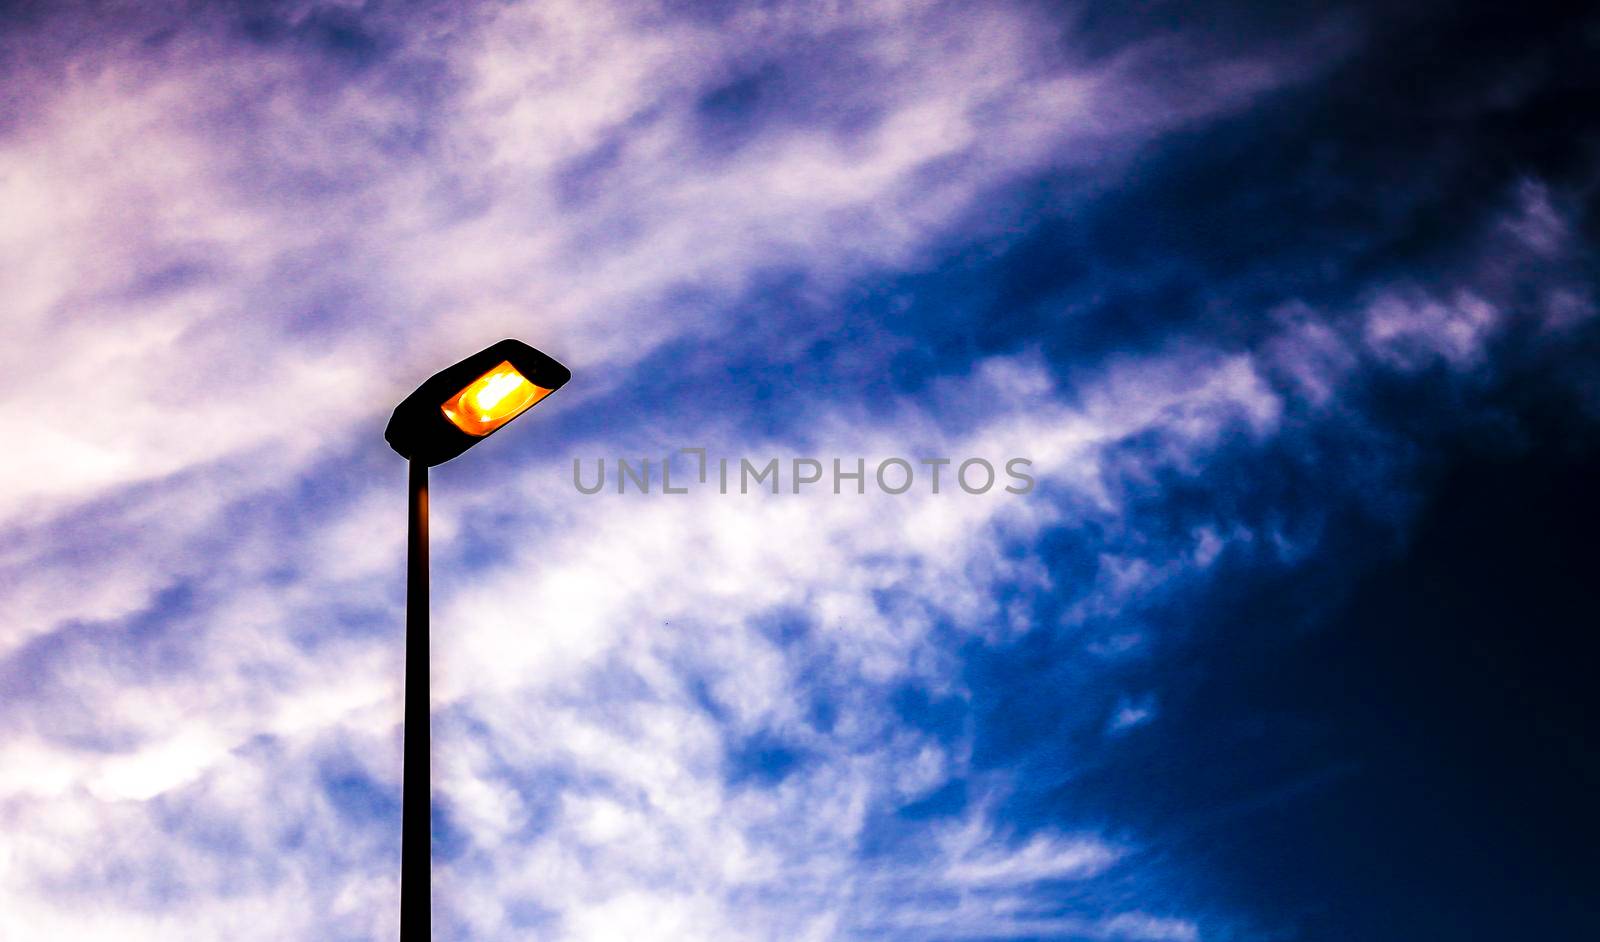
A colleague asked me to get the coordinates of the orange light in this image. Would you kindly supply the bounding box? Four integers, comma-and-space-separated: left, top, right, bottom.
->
441, 361, 552, 436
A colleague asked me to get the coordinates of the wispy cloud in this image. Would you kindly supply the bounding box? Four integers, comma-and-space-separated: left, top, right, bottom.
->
1, 1, 1595, 940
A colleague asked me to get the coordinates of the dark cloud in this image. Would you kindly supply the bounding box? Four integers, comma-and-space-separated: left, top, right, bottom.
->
2, 0, 1597, 938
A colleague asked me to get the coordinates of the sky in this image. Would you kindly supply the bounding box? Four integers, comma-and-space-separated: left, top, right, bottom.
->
1, 1, 1597, 939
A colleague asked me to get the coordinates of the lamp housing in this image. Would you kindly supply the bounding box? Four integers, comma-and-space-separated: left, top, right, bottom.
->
385, 339, 570, 466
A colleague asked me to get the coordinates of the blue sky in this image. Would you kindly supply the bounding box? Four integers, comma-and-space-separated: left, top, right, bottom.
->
2, 1, 1597, 939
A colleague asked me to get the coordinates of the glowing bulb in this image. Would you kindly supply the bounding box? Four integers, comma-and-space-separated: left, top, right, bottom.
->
441, 361, 552, 436
474, 371, 526, 411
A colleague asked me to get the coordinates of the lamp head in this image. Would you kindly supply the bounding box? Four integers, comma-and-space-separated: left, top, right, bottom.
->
386, 339, 570, 466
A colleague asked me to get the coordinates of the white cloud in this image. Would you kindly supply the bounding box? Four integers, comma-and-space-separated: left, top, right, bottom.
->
1364, 289, 1498, 369
1107, 694, 1159, 735
3, 3, 1584, 941
1098, 913, 1201, 941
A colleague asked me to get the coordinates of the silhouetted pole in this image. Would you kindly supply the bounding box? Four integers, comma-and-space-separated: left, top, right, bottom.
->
402, 459, 429, 939
385, 340, 569, 939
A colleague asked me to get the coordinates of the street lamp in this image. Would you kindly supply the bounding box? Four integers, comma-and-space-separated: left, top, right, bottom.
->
385, 339, 571, 940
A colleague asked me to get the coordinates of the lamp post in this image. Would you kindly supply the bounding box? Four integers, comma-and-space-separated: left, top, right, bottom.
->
385, 339, 571, 940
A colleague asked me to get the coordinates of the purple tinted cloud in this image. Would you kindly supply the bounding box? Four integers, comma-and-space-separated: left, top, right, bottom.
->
1, 2, 1594, 940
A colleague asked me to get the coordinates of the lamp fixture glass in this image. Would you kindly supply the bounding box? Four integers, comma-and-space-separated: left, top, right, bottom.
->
440, 361, 552, 436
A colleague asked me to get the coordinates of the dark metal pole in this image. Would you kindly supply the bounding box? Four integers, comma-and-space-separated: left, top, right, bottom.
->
402, 459, 429, 939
